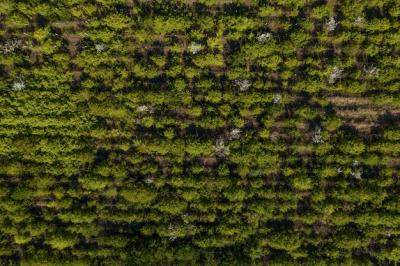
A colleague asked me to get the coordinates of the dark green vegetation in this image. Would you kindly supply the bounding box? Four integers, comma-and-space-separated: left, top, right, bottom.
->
0, 0, 400, 265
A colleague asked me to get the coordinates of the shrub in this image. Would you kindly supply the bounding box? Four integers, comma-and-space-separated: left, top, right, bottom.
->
339, 140, 366, 155
120, 185, 157, 205
46, 234, 78, 250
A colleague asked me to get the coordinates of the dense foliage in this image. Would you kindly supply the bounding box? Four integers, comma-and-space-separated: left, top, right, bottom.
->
0, 0, 400, 265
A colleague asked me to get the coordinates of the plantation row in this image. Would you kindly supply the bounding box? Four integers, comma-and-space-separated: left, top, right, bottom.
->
0, 0, 399, 265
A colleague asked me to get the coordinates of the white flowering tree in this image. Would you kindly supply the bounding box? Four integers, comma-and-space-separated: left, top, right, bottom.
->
328, 67, 343, 84
235, 79, 251, 92
12, 78, 25, 91
188, 42, 203, 54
